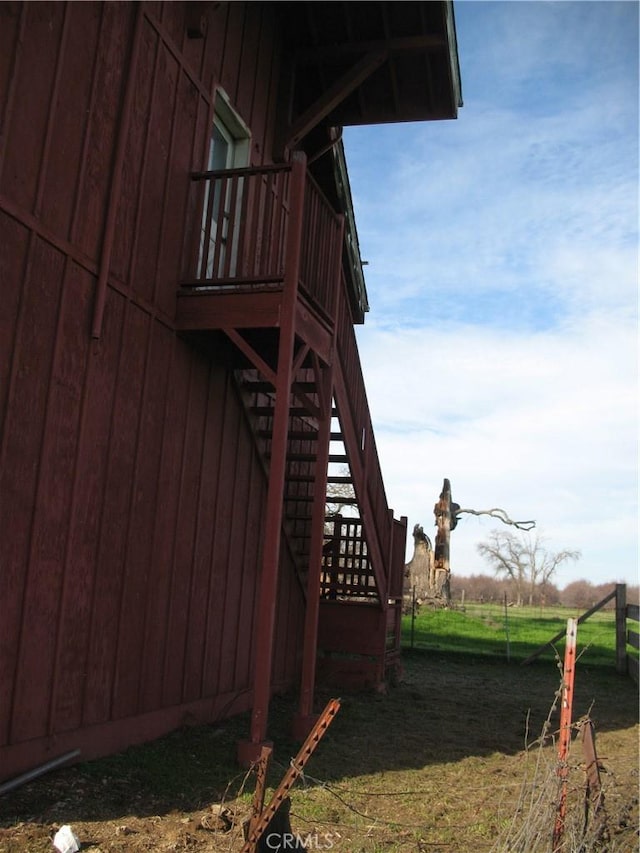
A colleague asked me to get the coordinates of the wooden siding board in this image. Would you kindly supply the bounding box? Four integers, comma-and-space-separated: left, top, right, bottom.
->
0, 236, 63, 745
181, 8, 207, 80
52, 277, 124, 734
43, 265, 95, 734
286, 563, 304, 682
220, 2, 245, 102
111, 318, 167, 721
32, 2, 71, 219
161, 348, 205, 708
234, 450, 265, 688
82, 301, 149, 726
131, 42, 178, 303
0, 2, 63, 212
39, 3, 102, 240
198, 368, 231, 698
218, 425, 251, 694
175, 354, 211, 705
272, 547, 291, 686
9, 246, 80, 744
156, 70, 201, 317
112, 19, 158, 284
160, 1, 186, 50
181, 364, 221, 703
137, 337, 187, 714
0, 3, 24, 179
179, 90, 212, 280
283, 559, 302, 684
235, 4, 260, 129
0, 213, 27, 437
75, 4, 132, 261
203, 4, 230, 92
202, 374, 241, 697
249, 8, 277, 165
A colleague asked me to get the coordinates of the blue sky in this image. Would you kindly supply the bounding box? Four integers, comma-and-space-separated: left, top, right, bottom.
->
343, 1, 638, 589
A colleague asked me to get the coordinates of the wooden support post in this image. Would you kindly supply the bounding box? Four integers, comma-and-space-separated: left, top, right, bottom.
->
238, 152, 307, 765
294, 361, 334, 739
553, 617, 577, 852
615, 583, 627, 675
294, 216, 343, 739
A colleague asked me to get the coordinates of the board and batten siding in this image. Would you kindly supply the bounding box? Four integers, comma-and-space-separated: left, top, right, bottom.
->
0, 1, 302, 781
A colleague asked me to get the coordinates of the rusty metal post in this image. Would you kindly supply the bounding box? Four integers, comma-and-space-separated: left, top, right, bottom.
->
553, 617, 577, 851
581, 720, 606, 839
246, 745, 272, 842
242, 699, 340, 853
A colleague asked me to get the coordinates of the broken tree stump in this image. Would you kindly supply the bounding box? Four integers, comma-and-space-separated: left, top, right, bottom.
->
433, 478, 459, 602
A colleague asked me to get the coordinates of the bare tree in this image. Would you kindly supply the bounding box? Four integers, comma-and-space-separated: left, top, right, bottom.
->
325, 466, 356, 522
477, 530, 580, 606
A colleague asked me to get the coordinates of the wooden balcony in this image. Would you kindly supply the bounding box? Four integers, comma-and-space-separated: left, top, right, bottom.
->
176, 153, 343, 366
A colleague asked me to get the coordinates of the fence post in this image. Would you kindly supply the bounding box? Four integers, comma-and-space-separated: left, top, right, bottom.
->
411, 586, 416, 649
552, 618, 578, 852
615, 583, 627, 675
504, 592, 511, 663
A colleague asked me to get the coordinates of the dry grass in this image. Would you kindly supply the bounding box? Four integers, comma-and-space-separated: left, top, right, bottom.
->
0, 650, 637, 852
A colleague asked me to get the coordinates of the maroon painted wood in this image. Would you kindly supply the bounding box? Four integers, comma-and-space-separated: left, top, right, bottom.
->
247, 152, 307, 748
0, 0, 416, 782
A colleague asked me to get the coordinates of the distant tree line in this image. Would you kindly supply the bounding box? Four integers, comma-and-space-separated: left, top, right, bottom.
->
450, 575, 639, 609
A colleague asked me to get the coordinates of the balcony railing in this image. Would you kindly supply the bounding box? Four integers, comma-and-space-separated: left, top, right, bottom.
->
182, 161, 343, 325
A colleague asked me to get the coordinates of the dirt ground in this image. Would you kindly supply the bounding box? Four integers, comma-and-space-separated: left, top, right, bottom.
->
0, 652, 638, 852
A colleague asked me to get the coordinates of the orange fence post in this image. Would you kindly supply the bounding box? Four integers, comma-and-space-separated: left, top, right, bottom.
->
552, 617, 577, 852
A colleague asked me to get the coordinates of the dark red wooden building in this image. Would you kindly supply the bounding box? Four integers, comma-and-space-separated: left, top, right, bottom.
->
0, 1, 461, 781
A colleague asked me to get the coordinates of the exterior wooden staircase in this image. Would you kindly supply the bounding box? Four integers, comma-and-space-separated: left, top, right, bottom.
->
175, 151, 406, 750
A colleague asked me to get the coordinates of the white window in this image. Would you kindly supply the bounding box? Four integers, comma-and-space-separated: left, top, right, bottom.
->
198, 91, 250, 280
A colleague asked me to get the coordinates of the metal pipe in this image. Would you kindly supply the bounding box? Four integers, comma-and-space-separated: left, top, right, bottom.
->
0, 749, 81, 796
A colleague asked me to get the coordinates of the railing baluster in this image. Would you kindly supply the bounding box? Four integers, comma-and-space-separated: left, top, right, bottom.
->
200, 175, 216, 279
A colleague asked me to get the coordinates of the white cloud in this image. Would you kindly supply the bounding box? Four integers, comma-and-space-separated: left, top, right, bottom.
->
354, 294, 637, 587
343, 2, 638, 589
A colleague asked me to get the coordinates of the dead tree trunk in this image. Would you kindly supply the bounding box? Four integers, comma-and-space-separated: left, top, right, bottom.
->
403, 524, 434, 607
433, 478, 459, 602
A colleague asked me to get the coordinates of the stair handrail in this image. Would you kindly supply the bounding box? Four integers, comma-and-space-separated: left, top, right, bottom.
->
333, 284, 396, 601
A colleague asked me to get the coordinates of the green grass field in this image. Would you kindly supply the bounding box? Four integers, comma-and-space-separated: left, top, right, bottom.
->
402, 603, 622, 667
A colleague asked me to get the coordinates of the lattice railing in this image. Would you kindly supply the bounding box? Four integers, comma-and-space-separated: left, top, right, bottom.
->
321, 516, 379, 600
